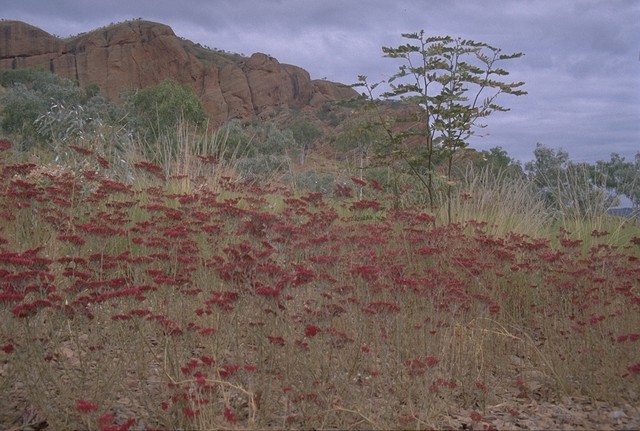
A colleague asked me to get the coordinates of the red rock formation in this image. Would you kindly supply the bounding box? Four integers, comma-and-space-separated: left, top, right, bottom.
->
0, 20, 356, 127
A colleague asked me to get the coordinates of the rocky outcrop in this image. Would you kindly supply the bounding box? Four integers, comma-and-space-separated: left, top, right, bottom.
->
0, 20, 356, 127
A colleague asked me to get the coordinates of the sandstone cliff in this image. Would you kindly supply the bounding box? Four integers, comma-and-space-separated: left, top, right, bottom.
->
0, 19, 356, 127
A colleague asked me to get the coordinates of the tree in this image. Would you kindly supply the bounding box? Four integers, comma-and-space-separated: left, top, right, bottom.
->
594, 152, 640, 208
476, 146, 524, 179
624, 153, 640, 207
356, 31, 526, 216
524, 143, 570, 196
525, 143, 619, 218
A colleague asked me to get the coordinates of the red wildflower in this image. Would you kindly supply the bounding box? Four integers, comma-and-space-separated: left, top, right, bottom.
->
418, 246, 438, 256
0, 138, 12, 151
128, 308, 152, 317
99, 178, 133, 194
134, 161, 165, 179
76, 399, 98, 413
256, 286, 280, 297
365, 301, 401, 313
293, 264, 315, 286
425, 355, 439, 367
76, 223, 125, 238
68, 145, 94, 156
268, 335, 286, 346
182, 407, 200, 417
219, 364, 240, 378
198, 327, 217, 336
304, 324, 322, 337
301, 192, 323, 203
197, 155, 219, 164
334, 183, 353, 198
470, 411, 483, 422
96, 155, 110, 169
350, 199, 381, 211
369, 179, 384, 191
351, 265, 379, 281
3, 163, 37, 176
200, 355, 215, 367
350, 176, 367, 186
1, 344, 14, 354
224, 406, 238, 424
559, 237, 583, 248
98, 412, 115, 426
415, 212, 436, 224
57, 234, 86, 245
0, 293, 24, 302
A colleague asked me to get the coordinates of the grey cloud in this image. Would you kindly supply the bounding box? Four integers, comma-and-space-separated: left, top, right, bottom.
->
2, 0, 638, 163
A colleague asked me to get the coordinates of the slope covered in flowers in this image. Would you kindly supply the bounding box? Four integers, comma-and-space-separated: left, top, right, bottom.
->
0, 142, 639, 429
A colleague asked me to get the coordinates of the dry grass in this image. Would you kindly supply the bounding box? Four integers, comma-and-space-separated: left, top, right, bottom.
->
0, 137, 639, 430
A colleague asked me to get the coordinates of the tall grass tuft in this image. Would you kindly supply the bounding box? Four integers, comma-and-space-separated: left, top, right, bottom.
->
441, 165, 552, 237
129, 120, 244, 194
543, 163, 634, 249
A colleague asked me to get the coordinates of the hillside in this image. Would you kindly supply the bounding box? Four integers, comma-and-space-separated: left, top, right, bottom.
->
0, 19, 357, 128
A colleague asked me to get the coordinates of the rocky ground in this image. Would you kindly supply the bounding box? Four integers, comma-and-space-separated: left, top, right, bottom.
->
1, 375, 638, 431
442, 398, 639, 430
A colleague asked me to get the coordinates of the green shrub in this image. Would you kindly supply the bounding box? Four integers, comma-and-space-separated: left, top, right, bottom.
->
126, 79, 207, 143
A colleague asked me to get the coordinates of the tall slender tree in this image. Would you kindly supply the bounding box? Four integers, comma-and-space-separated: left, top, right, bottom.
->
357, 31, 526, 218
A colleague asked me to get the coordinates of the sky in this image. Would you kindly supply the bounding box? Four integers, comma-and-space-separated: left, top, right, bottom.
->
3, 0, 639, 163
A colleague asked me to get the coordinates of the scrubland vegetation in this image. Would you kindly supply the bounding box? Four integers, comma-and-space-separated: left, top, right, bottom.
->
1, 63, 639, 430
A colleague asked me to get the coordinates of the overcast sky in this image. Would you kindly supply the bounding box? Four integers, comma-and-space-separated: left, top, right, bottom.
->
4, 0, 639, 163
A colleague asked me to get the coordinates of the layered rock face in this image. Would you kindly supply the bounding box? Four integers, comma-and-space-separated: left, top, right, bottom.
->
0, 20, 356, 126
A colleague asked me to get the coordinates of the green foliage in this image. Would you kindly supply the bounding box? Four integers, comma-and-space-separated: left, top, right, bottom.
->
288, 115, 323, 165
524, 143, 619, 219
0, 83, 47, 147
85, 83, 100, 99
334, 117, 373, 155
285, 169, 336, 194
127, 79, 207, 143
236, 154, 289, 180
0, 68, 123, 153
253, 120, 298, 156
217, 119, 254, 159
212, 118, 297, 180
0, 68, 55, 87
524, 143, 570, 192
475, 146, 524, 179
317, 102, 347, 127
593, 152, 640, 208
356, 31, 526, 214
34, 96, 124, 143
